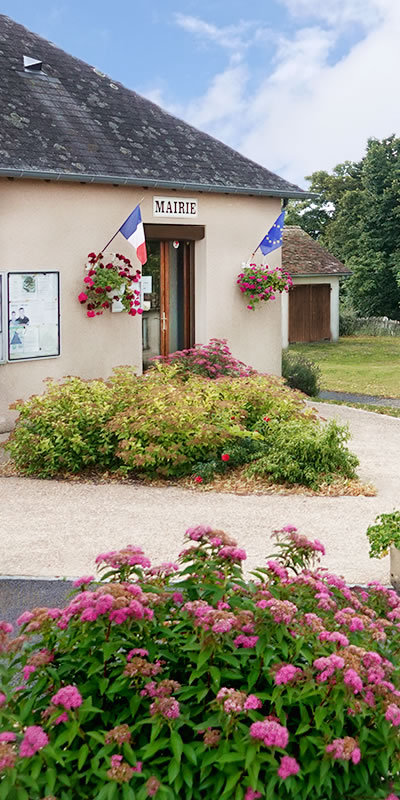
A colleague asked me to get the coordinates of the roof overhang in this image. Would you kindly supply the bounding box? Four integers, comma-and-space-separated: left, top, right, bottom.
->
0, 167, 314, 200
288, 272, 352, 278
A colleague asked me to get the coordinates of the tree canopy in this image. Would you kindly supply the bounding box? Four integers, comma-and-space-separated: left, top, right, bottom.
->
286, 136, 400, 319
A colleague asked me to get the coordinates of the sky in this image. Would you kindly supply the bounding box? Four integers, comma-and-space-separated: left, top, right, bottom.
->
2, 0, 400, 188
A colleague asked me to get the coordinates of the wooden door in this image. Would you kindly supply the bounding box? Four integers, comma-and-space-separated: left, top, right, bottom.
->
289, 284, 331, 343
142, 240, 194, 368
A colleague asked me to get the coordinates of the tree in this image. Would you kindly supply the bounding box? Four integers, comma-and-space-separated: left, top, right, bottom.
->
286, 137, 400, 319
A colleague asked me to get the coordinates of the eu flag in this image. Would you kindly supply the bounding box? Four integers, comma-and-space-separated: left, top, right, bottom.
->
259, 210, 285, 256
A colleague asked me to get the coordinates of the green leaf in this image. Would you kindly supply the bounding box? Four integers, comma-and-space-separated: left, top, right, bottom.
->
182, 763, 194, 789
78, 743, 90, 769
209, 665, 221, 687
122, 786, 136, 800
44, 767, 57, 793
170, 730, 183, 762
245, 744, 257, 770
141, 737, 169, 758
221, 771, 241, 798
168, 758, 181, 783
197, 646, 213, 670
88, 730, 105, 744
314, 705, 327, 729
219, 751, 244, 764
183, 743, 197, 765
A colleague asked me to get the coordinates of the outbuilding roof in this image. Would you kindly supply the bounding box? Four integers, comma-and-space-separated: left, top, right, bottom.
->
0, 15, 305, 198
282, 226, 351, 276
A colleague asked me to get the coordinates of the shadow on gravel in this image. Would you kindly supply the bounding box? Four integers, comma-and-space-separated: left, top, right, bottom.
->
319, 390, 400, 408
0, 579, 74, 627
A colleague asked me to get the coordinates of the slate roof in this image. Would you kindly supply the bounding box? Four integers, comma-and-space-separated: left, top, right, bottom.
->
282, 226, 351, 276
0, 15, 306, 198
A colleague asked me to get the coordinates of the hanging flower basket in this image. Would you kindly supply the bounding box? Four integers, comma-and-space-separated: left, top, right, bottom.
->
78, 253, 142, 318
237, 263, 292, 310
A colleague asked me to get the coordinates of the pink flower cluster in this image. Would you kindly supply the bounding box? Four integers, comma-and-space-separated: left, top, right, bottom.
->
343, 668, 363, 694
278, 755, 300, 779
274, 664, 303, 685
72, 575, 95, 588
216, 687, 262, 714
95, 544, 151, 570
386, 704, 400, 726
245, 789, 262, 800
150, 697, 180, 719
155, 338, 256, 379
326, 737, 361, 764
265, 598, 297, 625
0, 732, 16, 743
318, 630, 349, 647
237, 264, 292, 310
313, 654, 344, 682
55, 582, 152, 629
218, 546, 247, 562
186, 525, 213, 541
51, 685, 83, 709
250, 719, 289, 748
19, 726, 49, 757
266, 560, 289, 581
127, 648, 149, 660
233, 634, 259, 649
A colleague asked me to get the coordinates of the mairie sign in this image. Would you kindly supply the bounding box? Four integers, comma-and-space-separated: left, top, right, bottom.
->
153, 196, 198, 218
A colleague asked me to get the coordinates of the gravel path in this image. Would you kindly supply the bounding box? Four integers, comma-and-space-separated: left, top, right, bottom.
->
0, 402, 399, 585
319, 390, 400, 407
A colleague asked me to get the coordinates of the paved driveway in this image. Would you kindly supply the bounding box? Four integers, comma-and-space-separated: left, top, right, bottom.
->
0, 403, 399, 585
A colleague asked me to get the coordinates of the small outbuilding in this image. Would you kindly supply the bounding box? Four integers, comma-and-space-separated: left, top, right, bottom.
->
281, 226, 351, 346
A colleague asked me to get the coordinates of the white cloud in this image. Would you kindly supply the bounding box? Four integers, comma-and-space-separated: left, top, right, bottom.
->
240, 0, 400, 183
280, 0, 395, 28
143, 2, 400, 187
174, 13, 270, 52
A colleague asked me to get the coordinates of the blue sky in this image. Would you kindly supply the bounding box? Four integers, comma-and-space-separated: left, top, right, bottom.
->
2, 0, 400, 186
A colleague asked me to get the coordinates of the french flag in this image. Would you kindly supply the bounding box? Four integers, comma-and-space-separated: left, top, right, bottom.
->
119, 205, 147, 265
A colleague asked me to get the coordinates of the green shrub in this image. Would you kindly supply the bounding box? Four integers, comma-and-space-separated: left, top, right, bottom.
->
5, 365, 357, 488
247, 418, 358, 488
281, 351, 321, 397
366, 510, 400, 558
1, 526, 400, 800
339, 305, 359, 336
109, 366, 301, 478
6, 377, 118, 478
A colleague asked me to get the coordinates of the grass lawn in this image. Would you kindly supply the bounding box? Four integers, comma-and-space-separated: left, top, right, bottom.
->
289, 336, 400, 398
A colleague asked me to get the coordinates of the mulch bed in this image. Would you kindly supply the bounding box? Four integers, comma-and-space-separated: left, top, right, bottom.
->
0, 460, 376, 497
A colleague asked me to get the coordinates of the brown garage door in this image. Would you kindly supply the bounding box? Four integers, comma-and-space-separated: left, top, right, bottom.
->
289, 284, 331, 343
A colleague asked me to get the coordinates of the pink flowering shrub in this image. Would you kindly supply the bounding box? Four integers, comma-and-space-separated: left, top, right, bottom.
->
236, 263, 292, 310
153, 338, 256, 379
1, 527, 400, 798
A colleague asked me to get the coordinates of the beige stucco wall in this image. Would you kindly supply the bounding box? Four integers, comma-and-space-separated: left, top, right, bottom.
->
0, 179, 282, 431
281, 275, 340, 348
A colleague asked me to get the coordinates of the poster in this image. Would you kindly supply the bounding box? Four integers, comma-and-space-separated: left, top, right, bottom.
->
8, 272, 60, 360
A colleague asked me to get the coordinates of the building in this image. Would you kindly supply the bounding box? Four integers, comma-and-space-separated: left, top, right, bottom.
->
0, 14, 305, 432
281, 226, 351, 346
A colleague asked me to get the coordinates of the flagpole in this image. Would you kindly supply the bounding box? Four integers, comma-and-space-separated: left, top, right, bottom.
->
244, 207, 286, 265
98, 196, 146, 256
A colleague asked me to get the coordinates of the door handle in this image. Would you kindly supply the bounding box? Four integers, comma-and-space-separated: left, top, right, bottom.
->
161, 311, 167, 331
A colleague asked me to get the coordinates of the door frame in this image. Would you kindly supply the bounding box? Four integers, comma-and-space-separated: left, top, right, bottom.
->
146, 238, 195, 359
